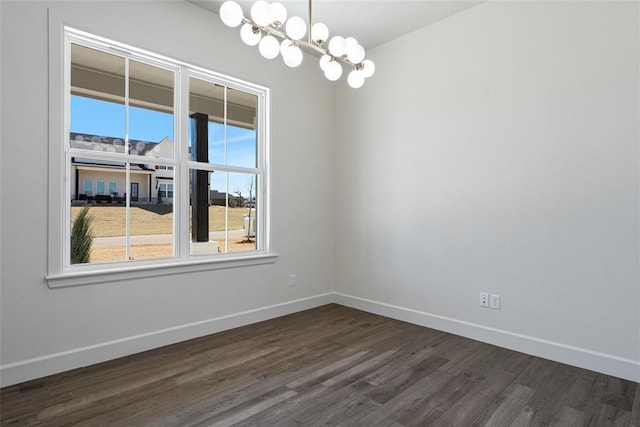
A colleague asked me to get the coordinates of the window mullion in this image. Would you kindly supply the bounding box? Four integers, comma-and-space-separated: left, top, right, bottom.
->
178, 68, 190, 259
185, 161, 260, 175
61, 33, 72, 269
257, 92, 268, 252
124, 57, 131, 262
223, 86, 229, 253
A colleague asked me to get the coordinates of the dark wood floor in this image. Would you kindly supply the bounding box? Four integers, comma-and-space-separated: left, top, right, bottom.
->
1, 304, 639, 426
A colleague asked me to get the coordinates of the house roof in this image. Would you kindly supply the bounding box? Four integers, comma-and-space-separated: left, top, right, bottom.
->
72, 158, 155, 172
70, 132, 169, 156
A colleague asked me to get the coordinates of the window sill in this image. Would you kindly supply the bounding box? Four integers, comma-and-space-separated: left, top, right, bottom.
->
46, 253, 278, 288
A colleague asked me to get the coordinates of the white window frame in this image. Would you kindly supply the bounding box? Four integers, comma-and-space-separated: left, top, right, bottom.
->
47, 26, 275, 288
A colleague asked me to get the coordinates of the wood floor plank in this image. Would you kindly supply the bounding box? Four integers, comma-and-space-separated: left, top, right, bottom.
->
1, 304, 638, 427
510, 358, 583, 425
321, 349, 399, 389
472, 383, 534, 426
588, 403, 631, 427
602, 376, 637, 412
364, 353, 449, 405
361, 347, 436, 387
273, 381, 379, 427
431, 368, 516, 426
286, 350, 371, 390
631, 383, 640, 427
192, 388, 298, 427
358, 370, 454, 426
550, 405, 591, 426
232, 383, 330, 426
396, 370, 484, 426
509, 404, 536, 427
561, 372, 609, 412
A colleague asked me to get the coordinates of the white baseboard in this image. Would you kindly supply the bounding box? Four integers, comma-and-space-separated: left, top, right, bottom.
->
333, 292, 640, 383
2, 291, 638, 388
0, 293, 334, 388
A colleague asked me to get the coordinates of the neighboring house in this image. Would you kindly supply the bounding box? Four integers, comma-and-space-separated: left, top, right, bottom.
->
209, 190, 243, 207
70, 133, 174, 204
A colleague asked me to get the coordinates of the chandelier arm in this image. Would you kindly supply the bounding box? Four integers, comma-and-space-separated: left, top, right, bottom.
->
242, 17, 360, 68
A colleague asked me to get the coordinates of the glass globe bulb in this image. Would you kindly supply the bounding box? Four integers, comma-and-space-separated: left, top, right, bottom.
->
362, 59, 375, 78
347, 44, 365, 64
348, 69, 365, 88
240, 23, 262, 46
251, 0, 272, 26
270, 2, 287, 26
344, 37, 359, 52
220, 1, 244, 28
324, 61, 342, 81
280, 38, 292, 52
319, 54, 332, 72
311, 23, 329, 44
328, 36, 347, 57
283, 45, 303, 68
258, 35, 280, 59
286, 16, 307, 40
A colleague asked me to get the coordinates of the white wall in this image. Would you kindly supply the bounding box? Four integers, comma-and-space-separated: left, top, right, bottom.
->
334, 1, 640, 380
0, 1, 335, 386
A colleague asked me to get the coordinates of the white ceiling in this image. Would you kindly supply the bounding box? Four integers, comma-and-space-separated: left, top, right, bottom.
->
189, 0, 482, 49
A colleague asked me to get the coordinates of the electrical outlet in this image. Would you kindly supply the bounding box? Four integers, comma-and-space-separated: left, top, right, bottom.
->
289, 274, 296, 286
480, 292, 489, 307
490, 294, 501, 310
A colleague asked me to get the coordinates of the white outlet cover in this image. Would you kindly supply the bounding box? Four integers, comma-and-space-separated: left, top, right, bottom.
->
480, 292, 489, 307
490, 294, 501, 310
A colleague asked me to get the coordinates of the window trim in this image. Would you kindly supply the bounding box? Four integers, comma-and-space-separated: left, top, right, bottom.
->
47, 22, 275, 288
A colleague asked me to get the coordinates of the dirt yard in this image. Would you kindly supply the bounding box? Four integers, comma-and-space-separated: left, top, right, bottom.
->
71, 205, 249, 237
70, 205, 256, 262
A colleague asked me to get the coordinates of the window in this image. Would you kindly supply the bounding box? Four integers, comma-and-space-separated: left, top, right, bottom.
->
158, 183, 173, 198
83, 180, 93, 196
47, 27, 272, 286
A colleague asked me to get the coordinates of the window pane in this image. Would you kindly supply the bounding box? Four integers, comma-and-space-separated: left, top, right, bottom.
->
227, 88, 257, 168
71, 161, 126, 264
188, 80, 257, 168
129, 167, 174, 261
189, 170, 258, 254
189, 168, 219, 255
96, 181, 105, 195
227, 172, 257, 253
129, 60, 175, 159
189, 78, 225, 165
70, 44, 125, 151
206, 120, 225, 166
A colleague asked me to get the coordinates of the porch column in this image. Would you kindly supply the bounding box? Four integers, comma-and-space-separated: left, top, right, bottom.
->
190, 113, 209, 242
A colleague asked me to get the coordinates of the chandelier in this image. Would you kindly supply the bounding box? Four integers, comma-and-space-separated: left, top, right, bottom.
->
219, 0, 376, 88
